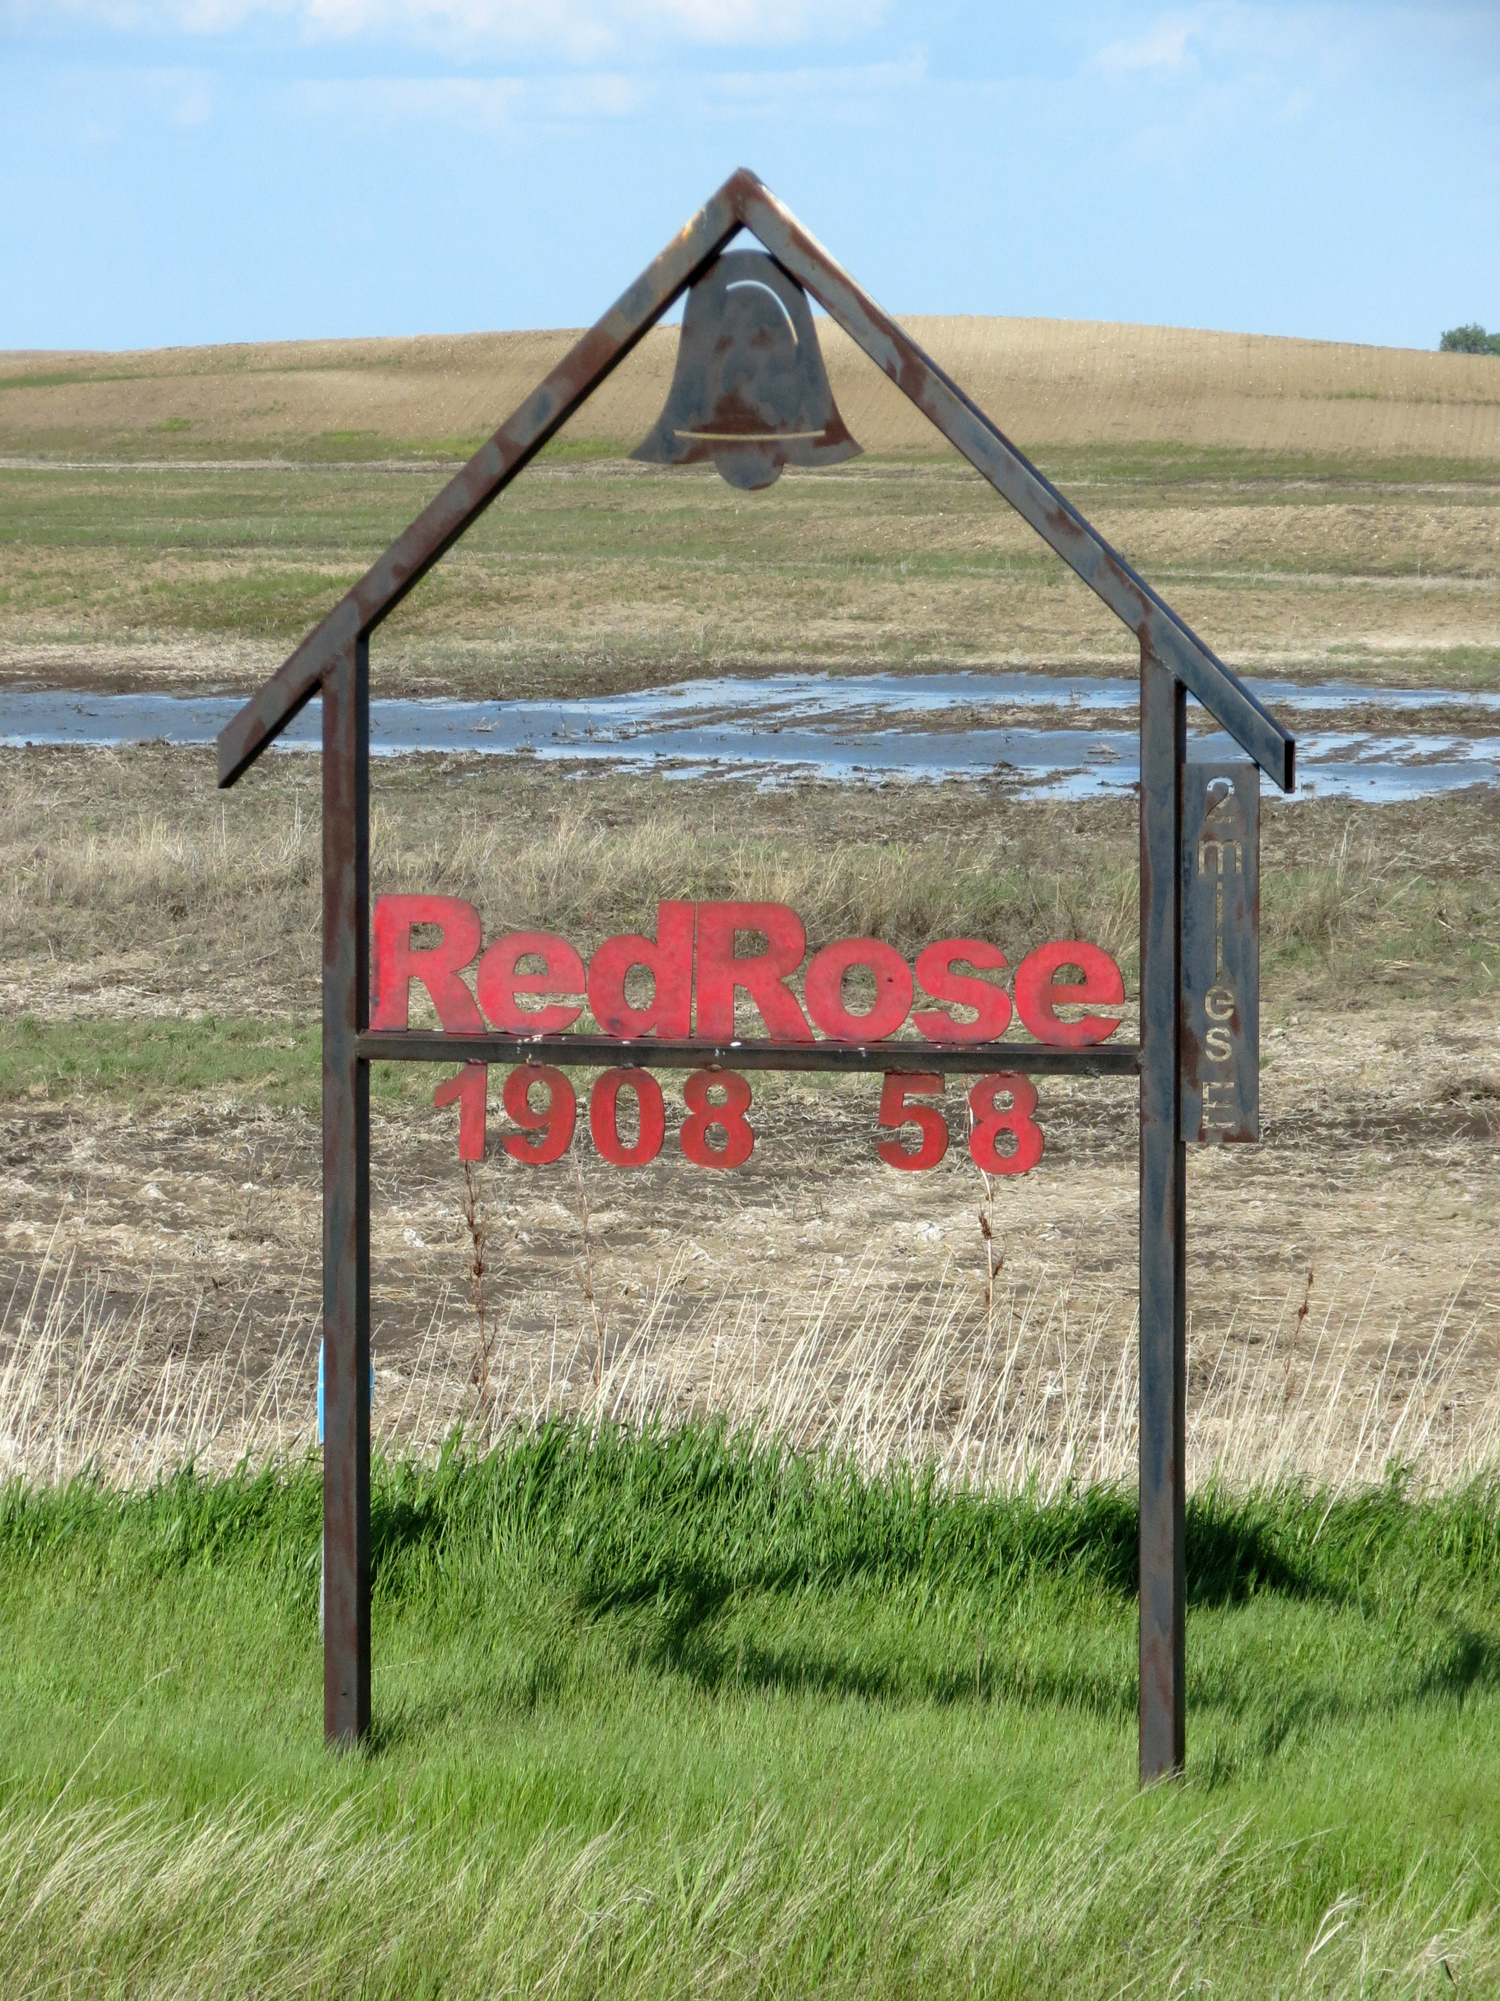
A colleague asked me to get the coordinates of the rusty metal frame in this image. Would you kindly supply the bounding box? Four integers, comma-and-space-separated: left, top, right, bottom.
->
215, 167, 1295, 1778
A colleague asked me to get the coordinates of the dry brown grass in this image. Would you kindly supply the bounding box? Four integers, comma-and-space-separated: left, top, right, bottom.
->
4, 406, 1497, 705
6, 315, 1500, 462
3, 748, 1497, 1032
0, 747, 1146, 1024
2, 1235, 1494, 1500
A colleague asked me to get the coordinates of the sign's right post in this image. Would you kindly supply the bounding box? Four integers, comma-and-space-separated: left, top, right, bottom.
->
1138, 648, 1188, 1781
1139, 672, 1266, 1782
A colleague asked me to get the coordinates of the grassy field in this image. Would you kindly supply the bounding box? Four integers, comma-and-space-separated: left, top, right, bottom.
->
1, 746, 1495, 1464
2, 1429, 1498, 1995
4, 316, 1497, 703
3, 448, 1498, 699
7, 746, 1497, 1022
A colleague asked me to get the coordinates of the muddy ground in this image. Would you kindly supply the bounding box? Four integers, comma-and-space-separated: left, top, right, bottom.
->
2, 1000, 1496, 1383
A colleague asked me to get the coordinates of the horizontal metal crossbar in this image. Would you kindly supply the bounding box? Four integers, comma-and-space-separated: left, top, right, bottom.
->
357, 1032, 1142, 1075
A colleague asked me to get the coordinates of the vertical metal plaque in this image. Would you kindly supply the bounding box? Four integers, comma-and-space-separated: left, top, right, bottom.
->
1180, 763, 1259, 1145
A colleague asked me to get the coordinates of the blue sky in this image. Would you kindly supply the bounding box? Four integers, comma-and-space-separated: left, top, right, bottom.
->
2, 2, 1497, 352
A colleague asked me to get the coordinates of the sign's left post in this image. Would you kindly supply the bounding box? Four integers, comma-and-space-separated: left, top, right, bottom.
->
322, 636, 371, 1746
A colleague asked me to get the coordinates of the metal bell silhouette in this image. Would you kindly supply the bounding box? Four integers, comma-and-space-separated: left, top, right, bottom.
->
632, 250, 861, 490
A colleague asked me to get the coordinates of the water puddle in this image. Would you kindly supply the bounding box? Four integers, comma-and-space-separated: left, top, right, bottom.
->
3, 673, 1497, 801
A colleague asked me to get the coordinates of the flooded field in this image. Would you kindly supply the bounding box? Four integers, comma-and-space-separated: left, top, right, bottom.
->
5, 671, 1500, 800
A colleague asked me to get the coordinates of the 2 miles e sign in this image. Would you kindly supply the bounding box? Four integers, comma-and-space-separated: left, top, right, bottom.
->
1180, 763, 1260, 1145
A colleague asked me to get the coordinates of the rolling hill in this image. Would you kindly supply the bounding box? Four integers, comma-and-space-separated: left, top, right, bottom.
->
4, 314, 1499, 463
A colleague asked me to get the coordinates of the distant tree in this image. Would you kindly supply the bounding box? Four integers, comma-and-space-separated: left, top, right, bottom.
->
1440, 324, 1500, 355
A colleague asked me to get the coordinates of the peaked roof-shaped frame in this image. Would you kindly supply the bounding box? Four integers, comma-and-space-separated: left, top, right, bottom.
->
217, 166, 1293, 792
216, 169, 1296, 1789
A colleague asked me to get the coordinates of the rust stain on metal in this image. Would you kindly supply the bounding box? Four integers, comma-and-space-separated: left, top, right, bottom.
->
215, 177, 745, 788
733, 175, 1294, 794
358, 1030, 1142, 1076
320, 640, 369, 1750
218, 165, 1294, 798
632, 250, 859, 489
1137, 649, 1186, 1782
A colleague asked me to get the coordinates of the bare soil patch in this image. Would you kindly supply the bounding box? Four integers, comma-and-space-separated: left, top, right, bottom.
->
2, 349, 1498, 1482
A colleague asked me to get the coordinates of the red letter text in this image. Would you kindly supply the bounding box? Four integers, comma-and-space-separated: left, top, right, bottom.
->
680, 1070, 754, 1168
913, 939, 1011, 1042
968, 1074, 1044, 1175
590, 1069, 667, 1167
587, 902, 694, 1039
1013, 941, 1124, 1046
693, 902, 811, 1041
876, 1073, 948, 1171
433, 1063, 487, 1161
805, 938, 913, 1041
477, 932, 586, 1036
501, 1065, 576, 1165
370, 894, 484, 1032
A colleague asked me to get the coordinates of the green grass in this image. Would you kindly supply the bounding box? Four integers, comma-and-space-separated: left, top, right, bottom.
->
0, 368, 148, 394
0, 1427, 1497, 1994
1032, 438, 1500, 491
3, 452, 1497, 677
0, 1013, 421, 1110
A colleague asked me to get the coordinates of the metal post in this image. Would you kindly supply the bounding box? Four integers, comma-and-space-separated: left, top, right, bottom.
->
1138, 644, 1186, 1781
322, 636, 371, 1748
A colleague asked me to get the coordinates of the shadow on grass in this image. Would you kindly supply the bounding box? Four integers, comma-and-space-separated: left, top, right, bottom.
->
623, 1608, 1139, 1717
498, 1490, 1318, 1620
543, 1498, 1325, 1720
346, 1441, 1500, 1748
569, 1588, 1500, 1728
1416, 1625, 1497, 1708
352, 1427, 1500, 1629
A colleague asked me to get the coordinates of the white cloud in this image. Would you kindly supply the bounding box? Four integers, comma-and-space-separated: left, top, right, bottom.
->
705, 51, 922, 112
639, 0, 886, 42
1095, 18, 1197, 76
29, 0, 888, 56
293, 67, 651, 128
292, 49, 909, 131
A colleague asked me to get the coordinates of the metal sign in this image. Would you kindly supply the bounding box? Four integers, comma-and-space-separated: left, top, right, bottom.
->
213, 168, 1293, 1784
1181, 766, 1260, 1144
377, 901, 1127, 1169
631, 249, 860, 489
